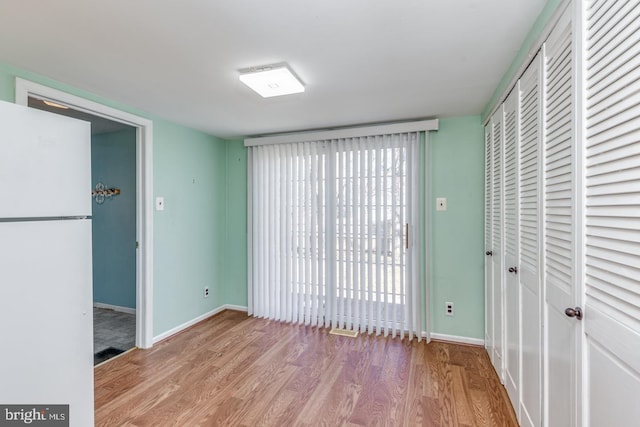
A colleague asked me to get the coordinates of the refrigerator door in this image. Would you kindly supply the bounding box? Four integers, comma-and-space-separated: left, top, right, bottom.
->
0, 100, 91, 218
0, 219, 94, 426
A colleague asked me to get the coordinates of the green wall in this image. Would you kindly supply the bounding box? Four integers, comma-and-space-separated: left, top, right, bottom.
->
223, 139, 248, 306
219, 118, 486, 340
0, 61, 230, 338
429, 116, 485, 339
92, 128, 137, 309
0, 60, 486, 341
153, 121, 227, 334
482, 0, 564, 122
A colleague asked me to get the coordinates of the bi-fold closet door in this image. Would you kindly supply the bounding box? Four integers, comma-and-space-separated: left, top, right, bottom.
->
582, 0, 640, 424
484, 5, 575, 426
484, 125, 494, 361
517, 51, 543, 427
484, 53, 544, 427
486, 0, 640, 425
502, 86, 519, 413
487, 106, 504, 377
541, 7, 581, 426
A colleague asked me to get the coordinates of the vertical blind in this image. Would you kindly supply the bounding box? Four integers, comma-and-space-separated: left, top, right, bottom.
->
248, 132, 424, 340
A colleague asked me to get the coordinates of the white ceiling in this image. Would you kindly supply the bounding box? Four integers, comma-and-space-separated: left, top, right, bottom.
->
0, 0, 546, 139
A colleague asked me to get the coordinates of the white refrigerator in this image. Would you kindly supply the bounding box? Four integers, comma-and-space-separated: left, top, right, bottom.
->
0, 100, 94, 426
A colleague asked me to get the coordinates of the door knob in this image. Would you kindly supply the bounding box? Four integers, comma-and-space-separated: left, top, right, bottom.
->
508, 266, 518, 274
564, 307, 583, 320
485, 251, 493, 256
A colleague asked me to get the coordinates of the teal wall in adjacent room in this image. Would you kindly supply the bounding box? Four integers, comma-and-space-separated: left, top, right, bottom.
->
92, 128, 137, 309
429, 116, 485, 339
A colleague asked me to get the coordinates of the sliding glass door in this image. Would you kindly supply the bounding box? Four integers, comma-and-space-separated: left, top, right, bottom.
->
249, 132, 423, 339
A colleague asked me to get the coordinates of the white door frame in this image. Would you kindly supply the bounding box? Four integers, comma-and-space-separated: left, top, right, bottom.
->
15, 77, 154, 349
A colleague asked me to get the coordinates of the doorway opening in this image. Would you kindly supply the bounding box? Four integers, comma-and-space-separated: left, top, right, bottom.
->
15, 78, 154, 350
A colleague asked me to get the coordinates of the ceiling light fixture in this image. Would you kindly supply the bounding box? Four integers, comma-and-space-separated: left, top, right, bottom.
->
239, 64, 304, 98
42, 100, 69, 109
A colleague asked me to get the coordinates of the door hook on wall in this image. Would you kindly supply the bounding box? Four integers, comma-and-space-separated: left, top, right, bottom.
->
92, 182, 121, 204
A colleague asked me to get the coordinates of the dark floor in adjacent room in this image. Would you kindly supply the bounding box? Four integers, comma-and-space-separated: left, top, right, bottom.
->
93, 307, 135, 365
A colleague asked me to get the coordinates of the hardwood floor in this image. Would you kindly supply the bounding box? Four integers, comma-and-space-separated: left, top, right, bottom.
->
95, 310, 517, 426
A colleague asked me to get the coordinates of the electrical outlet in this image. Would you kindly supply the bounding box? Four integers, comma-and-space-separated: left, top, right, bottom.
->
445, 302, 454, 316
155, 196, 165, 211
204, 287, 209, 298
436, 197, 447, 211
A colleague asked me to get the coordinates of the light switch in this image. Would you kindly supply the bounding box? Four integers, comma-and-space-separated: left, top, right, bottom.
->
436, 197, 447, 211
155, 196, 165, 211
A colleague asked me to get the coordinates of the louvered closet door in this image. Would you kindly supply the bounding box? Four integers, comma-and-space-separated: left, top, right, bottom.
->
485, 125, 494, 355
543, 7, 580, 426
518, 52, 542, 427
585, 0, 640, 424
503, 87, 520, 412
490, 106, 505, 376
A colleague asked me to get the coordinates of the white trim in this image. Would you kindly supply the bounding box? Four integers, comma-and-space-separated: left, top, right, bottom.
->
244, 119, 439, 146
430, 332, 485, 346
246, 149, 253, 316
152, 307, 225, 343
224, 304, 249, 312
15, 77, 155, 349
483, 0, 571, 125
423, 132, 431, 343
93, 303, 136, 315
152, 304, 248, 343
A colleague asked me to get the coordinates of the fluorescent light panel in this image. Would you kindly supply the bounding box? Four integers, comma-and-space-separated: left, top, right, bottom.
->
239, 65, 304, 98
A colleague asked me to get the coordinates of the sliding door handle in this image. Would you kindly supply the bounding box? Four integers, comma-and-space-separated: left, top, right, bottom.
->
485, 250, 493, 256
405, 223, 409, 249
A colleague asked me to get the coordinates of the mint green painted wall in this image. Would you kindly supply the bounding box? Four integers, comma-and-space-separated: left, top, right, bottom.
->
0, 67, 14, 102
92, 128, 137, 309
223, 139, 248, 306
219, 118, 485, 339
0, 60, 486, 340
153, 121, 227, 334
482, 0, 563, 122
0, 61, 229, 337
429, 116, 485, 339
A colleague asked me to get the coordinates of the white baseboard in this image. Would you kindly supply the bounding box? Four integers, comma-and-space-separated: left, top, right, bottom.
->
152, 304, 248, 344
224, 304, 248, 312
93, 302, 136, 315
430, 332, 485, 346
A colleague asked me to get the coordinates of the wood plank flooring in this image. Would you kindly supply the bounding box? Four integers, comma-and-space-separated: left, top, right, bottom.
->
95, 310, 517, 426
